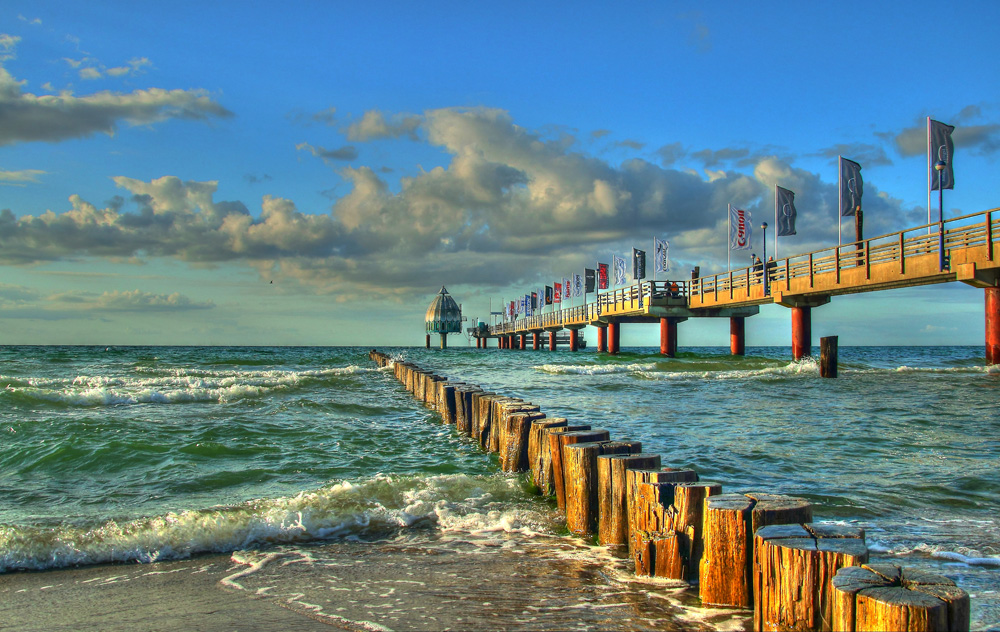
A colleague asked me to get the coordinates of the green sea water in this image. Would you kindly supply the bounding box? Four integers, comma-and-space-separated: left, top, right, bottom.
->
0, 344, 997, 629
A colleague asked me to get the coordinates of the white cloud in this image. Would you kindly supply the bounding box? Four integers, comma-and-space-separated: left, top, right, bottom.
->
0, 39, 230, 146
345, 110, 421, 141
4, 108, 919, 302
0, 168, 45, 185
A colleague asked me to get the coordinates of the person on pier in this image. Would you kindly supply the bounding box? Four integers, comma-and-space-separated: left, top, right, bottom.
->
765, 256, 776, 295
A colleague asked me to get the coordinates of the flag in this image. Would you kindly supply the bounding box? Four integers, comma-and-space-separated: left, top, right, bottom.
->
531, 291, 538, 310
775, 186, 797, 236
929, 119, 955, 190
562, 277, 571, 299
654, 237, 670, 272
729, 206, 752, 250
839, 158, 863, 217
585, 268, 596, 293
632, 248, 646, 280
554, 282, 562, 303
613, 255, 627, 286
509, 301, 515, 320
597, 263, 609, 289
545, 285, 553, 305
573, 273, 583, 297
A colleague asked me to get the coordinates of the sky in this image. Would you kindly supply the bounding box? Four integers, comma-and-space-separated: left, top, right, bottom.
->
1, 1, 998, 348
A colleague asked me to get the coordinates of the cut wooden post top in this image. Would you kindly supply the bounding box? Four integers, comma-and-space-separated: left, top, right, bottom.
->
756, 522, 868, 556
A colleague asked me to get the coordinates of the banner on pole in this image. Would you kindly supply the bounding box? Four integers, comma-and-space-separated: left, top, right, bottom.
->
585, 268, 596, 293
573, 273, 583, 297
839, 157, 863, 217
613, 255, 627, 286
554, 282, 562, 304
729, 206, 752, 250
632, 248, 646, 280
929, 119, 955, 190
775, 186, 797, 236
597, 263, 609, 290
654, 237, 670, 272
545, 285, 553, 305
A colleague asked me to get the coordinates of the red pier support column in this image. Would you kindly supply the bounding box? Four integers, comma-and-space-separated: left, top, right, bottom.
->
549, 331, 558, 351
533, 332, 541, 350
987, 287, 1000, 365
608, 321, 621, 355
569, 329, 579, 352
659, 318, 678, 357
596, 326, 607, 353
518, 334, 526, 350
791, 306, 812, 360
730, 316, 746, 356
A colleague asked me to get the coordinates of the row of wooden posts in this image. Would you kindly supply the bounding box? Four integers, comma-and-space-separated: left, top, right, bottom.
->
369, 350, 969, 632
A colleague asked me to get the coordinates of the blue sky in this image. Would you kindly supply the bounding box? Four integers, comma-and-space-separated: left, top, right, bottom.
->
1, 1, 998, 348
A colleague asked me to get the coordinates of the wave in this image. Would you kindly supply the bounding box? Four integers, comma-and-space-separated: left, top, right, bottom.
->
0, 365, 375, 408
535, 358, 820, 380
0, 473, 555, 573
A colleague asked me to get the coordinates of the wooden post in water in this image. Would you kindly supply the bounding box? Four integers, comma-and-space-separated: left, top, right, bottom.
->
699, 492, 813, 609
597, 453, 659, 547
753, 523, 868, 631
550, 429, 610, 511
563, 441, 607, 535
831, 564, 970, 632
528, 418, 567, 492
820, 336, 838, 378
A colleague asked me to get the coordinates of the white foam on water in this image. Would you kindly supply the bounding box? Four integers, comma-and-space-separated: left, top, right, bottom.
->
0, 473, 555, 573
4, 365, 374, 407
533, 362, 659, 375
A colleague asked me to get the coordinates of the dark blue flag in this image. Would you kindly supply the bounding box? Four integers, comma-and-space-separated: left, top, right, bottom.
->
775, 186, 797, 236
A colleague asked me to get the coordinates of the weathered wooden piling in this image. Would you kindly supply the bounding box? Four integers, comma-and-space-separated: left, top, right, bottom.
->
830, 564, 970, 632
528, 418, 567, 492
499, 411, 544, 472
596, 453, 659, 547
753, 523, 868, 631
631, 480, 721, 580
550, 429, 611, 511
563, 441, 607, 535
820, 335, 838, 378
699, 492, 813, 609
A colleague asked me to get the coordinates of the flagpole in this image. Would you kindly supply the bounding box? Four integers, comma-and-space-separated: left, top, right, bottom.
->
927, 116, 932, 235
838, 156, 843, 247
774, 185, 779, 261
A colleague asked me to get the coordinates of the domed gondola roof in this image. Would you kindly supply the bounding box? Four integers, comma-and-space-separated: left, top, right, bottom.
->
425, 286, 462, 334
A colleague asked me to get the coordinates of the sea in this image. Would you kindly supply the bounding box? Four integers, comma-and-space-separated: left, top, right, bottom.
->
0, 344, 997, 631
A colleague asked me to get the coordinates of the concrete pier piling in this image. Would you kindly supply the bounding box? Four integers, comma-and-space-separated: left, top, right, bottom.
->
367, 350, 971, 632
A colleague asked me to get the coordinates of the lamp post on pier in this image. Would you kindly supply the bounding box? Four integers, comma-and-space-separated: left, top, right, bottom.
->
935, 159, 947, 271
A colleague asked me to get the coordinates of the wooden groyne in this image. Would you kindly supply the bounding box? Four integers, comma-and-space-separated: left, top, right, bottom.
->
369, 350, 970, 632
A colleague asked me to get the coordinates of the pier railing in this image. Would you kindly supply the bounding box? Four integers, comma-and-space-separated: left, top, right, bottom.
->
491, 280, 688, 335
488, 207, 999, 336
691, 207, 999, 302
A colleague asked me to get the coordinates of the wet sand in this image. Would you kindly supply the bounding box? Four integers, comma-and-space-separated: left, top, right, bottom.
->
0, 535, 750, 631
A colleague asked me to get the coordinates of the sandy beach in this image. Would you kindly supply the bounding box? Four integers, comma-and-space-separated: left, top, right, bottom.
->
0, 534, 748, 631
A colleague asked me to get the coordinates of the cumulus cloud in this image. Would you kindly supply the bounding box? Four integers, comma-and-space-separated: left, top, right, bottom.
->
0, 38, 231, 147
345, 110, 421, 141
3, 107, 919, 301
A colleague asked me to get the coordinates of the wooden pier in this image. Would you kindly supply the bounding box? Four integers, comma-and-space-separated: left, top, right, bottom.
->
479, 208, 1000, 362
369, 350, 971, 631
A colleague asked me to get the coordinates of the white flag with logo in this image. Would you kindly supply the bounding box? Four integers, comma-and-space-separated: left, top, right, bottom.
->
729, 206, 752, 251
613, 255, 627, 286
654, 237, 670, 273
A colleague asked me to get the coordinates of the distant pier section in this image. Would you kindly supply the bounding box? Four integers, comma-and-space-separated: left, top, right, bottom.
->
472, 207, 1000, 364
